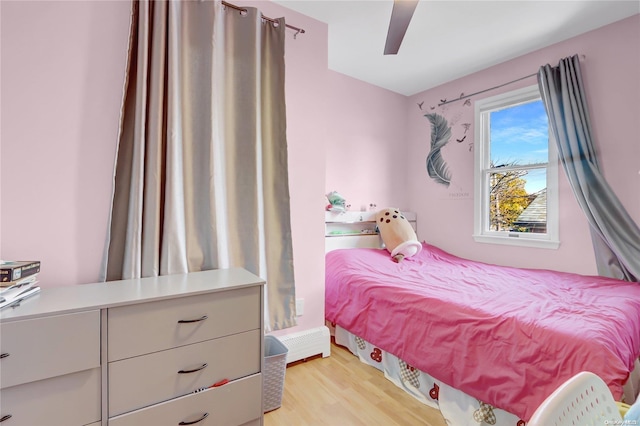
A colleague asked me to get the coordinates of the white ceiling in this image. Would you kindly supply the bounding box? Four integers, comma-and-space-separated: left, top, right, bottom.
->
273, 0, 640, 96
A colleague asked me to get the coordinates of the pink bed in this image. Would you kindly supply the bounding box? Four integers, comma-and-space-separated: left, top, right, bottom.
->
325, 242, 640, 421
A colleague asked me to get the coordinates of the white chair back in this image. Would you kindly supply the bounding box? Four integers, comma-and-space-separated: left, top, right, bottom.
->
528, 371, 623, 426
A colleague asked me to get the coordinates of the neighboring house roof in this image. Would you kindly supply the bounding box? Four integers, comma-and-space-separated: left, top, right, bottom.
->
514, 189, 547, 228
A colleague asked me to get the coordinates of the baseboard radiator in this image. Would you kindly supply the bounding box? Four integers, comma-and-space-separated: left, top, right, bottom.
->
277, 325, 331, 364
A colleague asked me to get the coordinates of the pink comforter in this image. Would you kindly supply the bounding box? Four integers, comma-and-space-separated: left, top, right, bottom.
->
325, 243, 640, 421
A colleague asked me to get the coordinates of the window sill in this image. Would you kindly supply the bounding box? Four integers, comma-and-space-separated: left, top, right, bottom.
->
473, 234, 560, 249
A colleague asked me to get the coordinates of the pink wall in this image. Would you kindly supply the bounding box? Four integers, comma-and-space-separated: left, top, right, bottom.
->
1, 0, 130, 285
0, 3, 3, 259
0, 0, 331, 335
1, 0, 637, 340
406, 15, 640, 275
324, 71, 410, 212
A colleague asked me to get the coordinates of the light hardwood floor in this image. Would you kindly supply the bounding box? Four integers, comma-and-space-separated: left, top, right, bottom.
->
264, 342, 447, 426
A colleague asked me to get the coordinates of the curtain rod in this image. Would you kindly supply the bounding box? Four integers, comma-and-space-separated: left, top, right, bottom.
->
222, 1, 306, 36
437, 54, 586, 107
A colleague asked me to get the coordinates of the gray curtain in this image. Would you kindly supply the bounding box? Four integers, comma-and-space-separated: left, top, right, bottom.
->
538, 55, 640, 282
101, 0, 297, 331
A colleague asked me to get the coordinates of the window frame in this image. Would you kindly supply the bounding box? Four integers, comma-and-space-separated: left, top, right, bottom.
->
473, 85, 560, 249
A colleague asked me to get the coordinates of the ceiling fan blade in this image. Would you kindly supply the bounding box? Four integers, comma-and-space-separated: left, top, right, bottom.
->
384, 0, 419, 55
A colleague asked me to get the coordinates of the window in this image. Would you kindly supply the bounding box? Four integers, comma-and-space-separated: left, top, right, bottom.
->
473, 85, 559, 249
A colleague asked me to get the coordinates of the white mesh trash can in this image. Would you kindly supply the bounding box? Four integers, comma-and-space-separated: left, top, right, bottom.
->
263, 335, 288, 413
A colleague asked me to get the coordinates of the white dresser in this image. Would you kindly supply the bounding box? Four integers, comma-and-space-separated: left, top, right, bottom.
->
0, 268, 265, 426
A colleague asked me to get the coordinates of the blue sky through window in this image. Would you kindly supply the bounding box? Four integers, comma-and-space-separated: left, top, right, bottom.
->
490, 100, 548, 193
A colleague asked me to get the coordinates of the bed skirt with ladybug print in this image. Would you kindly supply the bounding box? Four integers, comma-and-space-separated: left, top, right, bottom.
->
329, 322, 526, 426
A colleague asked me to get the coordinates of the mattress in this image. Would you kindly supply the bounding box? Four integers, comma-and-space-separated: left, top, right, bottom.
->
325, 243, 640, 421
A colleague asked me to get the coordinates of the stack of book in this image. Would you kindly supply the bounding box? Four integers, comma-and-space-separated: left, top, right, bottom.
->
0, 260, 41, 309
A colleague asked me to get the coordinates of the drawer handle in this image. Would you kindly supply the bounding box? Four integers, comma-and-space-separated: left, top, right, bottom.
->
178, 363, 208, 374
0, 353, 9, 359
177, 315, 208, 324
0, 415, 12, 423
178, 412, 209, 425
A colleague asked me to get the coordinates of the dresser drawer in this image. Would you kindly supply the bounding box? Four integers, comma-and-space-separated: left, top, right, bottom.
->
0, 310, 100, 389
109, 329, 261, 416
0, 367, 101, 426
108, 373, 262, 426
108, 286, 260, 361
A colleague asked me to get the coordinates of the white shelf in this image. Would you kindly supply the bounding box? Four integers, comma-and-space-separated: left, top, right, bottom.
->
326, 232, 379, 237
325, 211, 377, 224
325, 210, 417, 238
